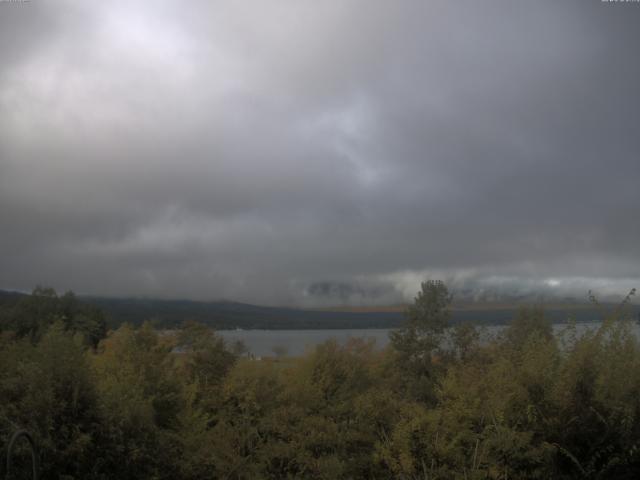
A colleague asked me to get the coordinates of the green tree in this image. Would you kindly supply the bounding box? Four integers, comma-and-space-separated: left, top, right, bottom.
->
91, 323, 183, 479
0, 323, 101, 479
177, 321, 237, 411
2, 287, 106, 347
389, 280, 452, 403
504, 306, 552, 351
451, 321, 480, 362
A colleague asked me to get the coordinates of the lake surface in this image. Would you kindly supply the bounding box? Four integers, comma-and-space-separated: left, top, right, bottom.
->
218, 322, 639, 357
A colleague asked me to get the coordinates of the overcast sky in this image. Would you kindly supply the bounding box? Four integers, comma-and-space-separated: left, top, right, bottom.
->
1, 0, 639, 306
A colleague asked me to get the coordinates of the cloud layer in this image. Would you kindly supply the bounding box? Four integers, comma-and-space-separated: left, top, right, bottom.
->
1, 0, 639, 305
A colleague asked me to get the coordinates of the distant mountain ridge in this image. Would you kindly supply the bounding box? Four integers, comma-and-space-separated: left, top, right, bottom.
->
2, 290, 637, 330
82, 296, 405, 329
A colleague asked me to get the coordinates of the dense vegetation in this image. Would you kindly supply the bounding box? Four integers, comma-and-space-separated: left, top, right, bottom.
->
2, 282, 640, 479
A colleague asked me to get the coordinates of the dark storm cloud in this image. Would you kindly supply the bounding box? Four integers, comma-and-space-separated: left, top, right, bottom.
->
1, 0, 639, 305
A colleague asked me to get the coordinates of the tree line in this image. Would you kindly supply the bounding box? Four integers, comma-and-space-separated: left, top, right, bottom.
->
1, 282, 640, 479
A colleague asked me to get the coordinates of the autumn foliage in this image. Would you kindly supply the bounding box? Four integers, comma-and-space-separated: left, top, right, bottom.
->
1, 284, 640, 479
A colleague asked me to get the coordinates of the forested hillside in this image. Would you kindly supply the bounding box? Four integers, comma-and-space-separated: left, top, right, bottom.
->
3, 289, 630, 331
2, 283, 640, 479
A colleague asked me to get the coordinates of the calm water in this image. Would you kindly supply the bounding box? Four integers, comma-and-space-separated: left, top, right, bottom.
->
218, 322, 640, 357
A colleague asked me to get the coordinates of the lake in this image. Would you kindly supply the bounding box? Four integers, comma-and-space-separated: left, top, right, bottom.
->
218, 321, 639, 357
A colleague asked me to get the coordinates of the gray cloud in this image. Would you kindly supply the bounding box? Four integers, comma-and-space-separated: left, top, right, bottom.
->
1, 0, 639, 305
